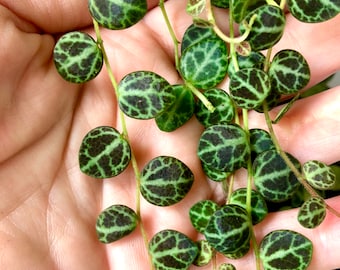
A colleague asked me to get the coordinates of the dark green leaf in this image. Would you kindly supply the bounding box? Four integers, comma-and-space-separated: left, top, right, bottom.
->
253, 150, 301, 202
180, 38, 228, 89
96, 204, 138, 243
79, 126, 131, 178
287, 0, 340, 23
302, 160, 336, 190
149, 229, 199, 270
118, 71, 175, 119
155, 85, 195, 132
211, 0, 229, 8
249, 128, 275, 159
260, 230, 313, 270
201, 162, 232, 182
88, 0, 147, 29
197, 124, 251, 172
53, 31, 103, 83
240, 5, 286, 51
298, 197, 326, 228
204, 204, 251, 255
269, 49, 310, 95
189, 200, 220, 233
195, 88, 235, 127
140, 156, 194, 206
227, 51, 266, 78
218, 263, 236, 270
224, 239, 250, 259
229, 68, 271, 109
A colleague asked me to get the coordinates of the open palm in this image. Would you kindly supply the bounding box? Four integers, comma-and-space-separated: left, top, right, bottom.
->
0, 1, 339, 269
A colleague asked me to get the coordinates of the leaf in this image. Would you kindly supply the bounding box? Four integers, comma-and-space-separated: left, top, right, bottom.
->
186, 0, 206, 17
229, 188, 268, 225
189, 200, 220, 233
260, 230, 313, 270
204, 204, 251, 255
78, 126, 131, 178
140, 156, 194, 206
96, 204, 138, 243
118, 71, 176, 119
227, 51, 266, 78
155, 84, 195, 132
195, 88, 235, 127
249, 128, 275, 159
302, 160, 336, 190
149, 229, 199, 270
197, 124, 251, 172
179, 38, 228, 89
193, 240, 214, 267
287, 0, 340, 23
253, 150, 301, 202
298, 197, 326, 228
53, 31, 103, 83
218, 263, 236, 270
229, 67, 271, 109
201, 162, 232, 182
240, 5, 286, 51
88, 0, 148, 30
269, 49, 310, 95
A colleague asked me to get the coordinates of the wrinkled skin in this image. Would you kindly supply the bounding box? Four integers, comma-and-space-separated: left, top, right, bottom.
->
0, 1, 339, 269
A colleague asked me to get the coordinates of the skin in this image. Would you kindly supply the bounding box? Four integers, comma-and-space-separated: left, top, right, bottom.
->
0, 0, 339, 269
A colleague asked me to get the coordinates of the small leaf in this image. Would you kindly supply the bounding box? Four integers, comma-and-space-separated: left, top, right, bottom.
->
195, 88, 235, 127
229, 68, 271, 109
218, 263, 236, 270
201, 162, 232, 182
302, 160, 336, 190
260, 230, 313, 270
88, 0, 148, 30
230, 188, 268, 225
240, 5, 286, 51
224, 239, 250, 259
227, 51, 266, 78
186, 0, 206, 17
180, 38, 228, 89
253, 150, 301, 202
269, 49, 310, 95
96, 204, 138, 243
204, 204, 251, 255
53, 31, 103, 83
78, 126, 131, 178
249, 128, 275, 159
118, 71, 175, 119
298, 197, 326, 229
193, 240, 214, 267
140, 156, 194, 206
149, 229, 199, 270
197, 124, 251, 172
287, 0, 340, 23
189, 200, 220, 233
155, 84, 195, 132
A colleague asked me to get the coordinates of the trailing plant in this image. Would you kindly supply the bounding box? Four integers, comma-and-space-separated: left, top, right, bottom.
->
53, 0, 340, 269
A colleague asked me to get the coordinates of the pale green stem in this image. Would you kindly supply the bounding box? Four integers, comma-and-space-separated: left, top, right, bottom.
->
185, 82, 215, 112
93, 19, 154, 267
266, 0, 280, 7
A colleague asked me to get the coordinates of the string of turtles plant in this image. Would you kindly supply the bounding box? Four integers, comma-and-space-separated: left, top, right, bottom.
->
53, 0, 340, 269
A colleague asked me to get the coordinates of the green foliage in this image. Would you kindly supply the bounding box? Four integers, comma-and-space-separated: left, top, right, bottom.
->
288, 0, 340, 23
240, 5, 286, 51
155, 85, 195, 132
78, 126, 131, 178
298, 197, 326, 228
211, 0, 229, 8
204, 204, 251, 255
189, 200, 220, 233
149, 229, 199, 270
53, 31, 103, 83
96, 204, 138, 243
186, 0, 206, 17
88, 0, 147, 30
229, 68, 271, 109
218, 263, 236, 270
197, 124, 251, 172
269, 49, 310, 95
260, 230, 313, 270
193, 240, 214, 266
227, 51, 266, 77
179, 38, 228, 89
302, 160, 336, 190
195, 88, 235, 127
253, 150, 301, 202
249, 128, 275, 159
140, 156, 194, 206
230, 188, 268, 225
201, 161, 232, 182
118, 71, 175, 119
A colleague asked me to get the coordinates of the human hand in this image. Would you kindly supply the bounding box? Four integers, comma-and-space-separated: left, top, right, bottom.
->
0, 0, 339, 269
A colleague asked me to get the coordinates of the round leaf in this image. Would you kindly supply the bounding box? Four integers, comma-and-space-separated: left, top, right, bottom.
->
218, 263, 236, 270
140, 156, 194, 206
118, 71, 175, 119
302, 160, 336, 190
53, 31, 103, 83
96, 204, 138, 243
298, 197, 326, 229
189, 200, 220, 233
79, 126, 131, 178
